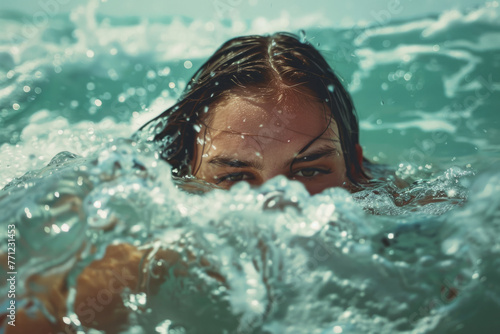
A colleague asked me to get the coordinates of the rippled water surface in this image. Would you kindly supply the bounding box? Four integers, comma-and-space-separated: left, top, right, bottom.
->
1, 1, 500, 333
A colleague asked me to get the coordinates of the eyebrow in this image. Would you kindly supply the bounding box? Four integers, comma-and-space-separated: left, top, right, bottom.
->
207, 143, 339, 171
208, 156, 265, 170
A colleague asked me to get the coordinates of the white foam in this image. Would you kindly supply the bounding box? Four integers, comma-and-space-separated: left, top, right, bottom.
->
361, 118, 457, 133
354, 20, 434, 46
353, 45, 481, 97
0, 110, 132, 188
422, 3, 500, 38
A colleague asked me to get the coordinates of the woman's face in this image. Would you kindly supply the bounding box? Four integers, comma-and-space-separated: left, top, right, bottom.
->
191, 93, 349, 195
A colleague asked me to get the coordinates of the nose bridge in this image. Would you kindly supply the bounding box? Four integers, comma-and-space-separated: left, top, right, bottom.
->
259, 165, 289, 184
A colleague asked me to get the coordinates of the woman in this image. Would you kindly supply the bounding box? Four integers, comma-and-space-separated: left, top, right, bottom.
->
2, 32, 371, 334
137, 32, 369, 195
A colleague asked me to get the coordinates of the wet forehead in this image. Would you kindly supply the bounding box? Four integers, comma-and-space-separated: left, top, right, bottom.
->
207, 95, 337, 142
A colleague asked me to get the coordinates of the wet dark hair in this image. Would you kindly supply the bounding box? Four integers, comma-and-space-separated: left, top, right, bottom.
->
137, 32, 366, 184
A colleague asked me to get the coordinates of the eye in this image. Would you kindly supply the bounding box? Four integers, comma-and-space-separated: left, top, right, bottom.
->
294, 168, 331, 178
216, 172, 252, 184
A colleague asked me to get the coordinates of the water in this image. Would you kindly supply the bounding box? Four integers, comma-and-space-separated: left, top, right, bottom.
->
1, 1, 500, 333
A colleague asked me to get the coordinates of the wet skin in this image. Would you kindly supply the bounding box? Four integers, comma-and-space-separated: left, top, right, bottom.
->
191, 93, 359, 195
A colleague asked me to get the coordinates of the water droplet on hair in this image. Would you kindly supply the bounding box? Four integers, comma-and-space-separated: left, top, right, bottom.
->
193, 124, 201, 133
299, 30, 306, 42
327, 84, 335, 93
203, 106, 209, 113
210, 71, 216, 77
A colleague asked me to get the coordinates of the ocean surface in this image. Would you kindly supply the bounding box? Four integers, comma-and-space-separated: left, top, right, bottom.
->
1, 0, 500, 333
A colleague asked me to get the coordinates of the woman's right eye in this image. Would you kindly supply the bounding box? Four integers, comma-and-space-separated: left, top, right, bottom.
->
216, 172, 251, 184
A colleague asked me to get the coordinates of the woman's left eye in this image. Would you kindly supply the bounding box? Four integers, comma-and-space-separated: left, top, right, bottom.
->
294, 168, 330, 178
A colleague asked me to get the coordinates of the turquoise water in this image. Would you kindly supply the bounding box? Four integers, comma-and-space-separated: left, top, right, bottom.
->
1, 1, 500, 333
